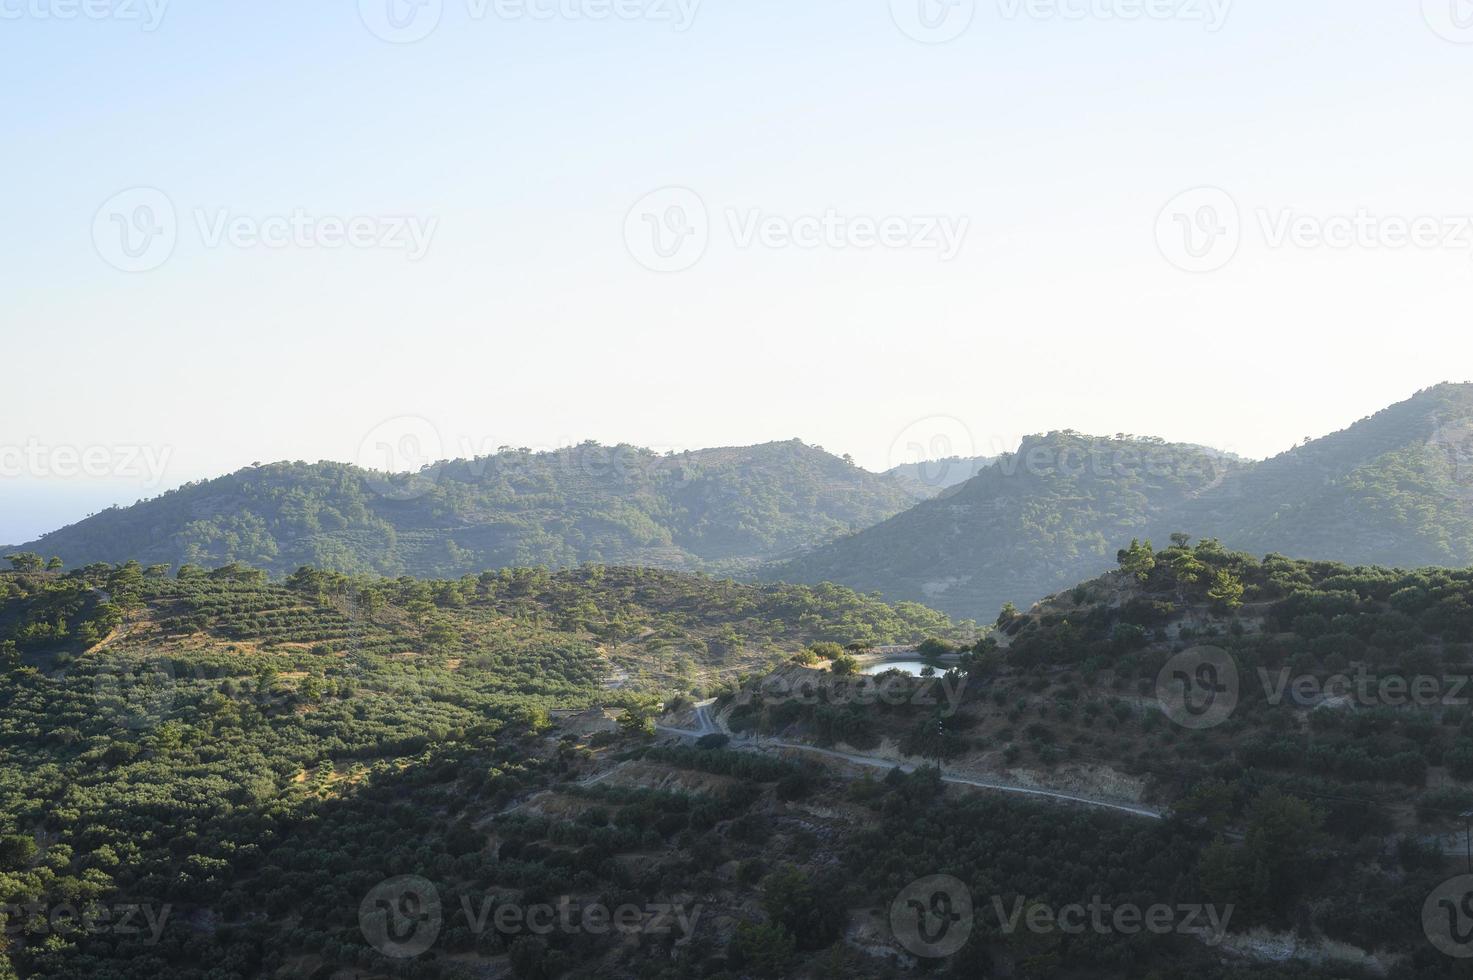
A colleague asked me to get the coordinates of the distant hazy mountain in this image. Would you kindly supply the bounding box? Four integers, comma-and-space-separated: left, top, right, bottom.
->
884, 455, 996, 498
774, 384, 1473, 621
12, 440, 917, 578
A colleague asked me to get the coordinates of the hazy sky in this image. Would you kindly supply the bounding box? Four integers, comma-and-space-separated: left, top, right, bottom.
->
3, 0, 1472, 543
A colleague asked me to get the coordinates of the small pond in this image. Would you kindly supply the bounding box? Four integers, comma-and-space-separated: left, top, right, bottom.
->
860, 659, 948, 677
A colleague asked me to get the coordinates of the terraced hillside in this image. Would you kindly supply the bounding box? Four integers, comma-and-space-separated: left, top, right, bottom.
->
0, 560, 966, 977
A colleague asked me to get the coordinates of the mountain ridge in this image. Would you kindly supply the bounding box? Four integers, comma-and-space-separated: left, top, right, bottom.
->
13, 386, 1473, 624
773, 384, 1473, 620
12, 439, 918, 579
772, 430, 1249, 620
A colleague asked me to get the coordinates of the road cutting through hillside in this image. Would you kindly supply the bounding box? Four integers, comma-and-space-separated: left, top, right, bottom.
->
656, 701, 1164, 821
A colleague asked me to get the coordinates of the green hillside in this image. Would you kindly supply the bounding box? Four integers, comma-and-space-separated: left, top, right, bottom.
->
18, 386, 1473, 629
726, 540, 1473, 977
5, 548, 1471, 977
1186, 382, 1473, 566
775, 432, 1244, 621
777, 385, 1473, 622
0, 560, 959, 976
13, 440, 915, 580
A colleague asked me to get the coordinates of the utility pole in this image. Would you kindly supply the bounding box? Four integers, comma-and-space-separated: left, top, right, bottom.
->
1463, 810, 1473, 873
936, 718, 946, 778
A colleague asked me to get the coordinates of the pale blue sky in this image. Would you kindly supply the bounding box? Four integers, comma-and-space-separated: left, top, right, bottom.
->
4, 0, 1472, 543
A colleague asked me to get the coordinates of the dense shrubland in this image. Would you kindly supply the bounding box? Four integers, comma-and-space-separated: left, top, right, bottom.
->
0, 559, 958, 977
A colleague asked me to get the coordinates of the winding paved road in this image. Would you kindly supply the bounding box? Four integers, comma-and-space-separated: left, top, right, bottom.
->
656, 701, 1163, 821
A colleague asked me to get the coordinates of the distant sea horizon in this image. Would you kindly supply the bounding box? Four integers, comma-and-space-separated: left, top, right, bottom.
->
0, 481, 159, 548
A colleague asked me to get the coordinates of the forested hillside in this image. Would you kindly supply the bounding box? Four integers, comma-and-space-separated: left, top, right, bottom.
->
10, 441, 915, 580
983, 540, 1473, 975
0, 561, 957, 977
775, 432, 1243, 620
1185, 381, 1473, 566
15, 386, 1473, 628
777, 384, 1473, 621
725, 540, 1473, 977
7, 546, 1472, 976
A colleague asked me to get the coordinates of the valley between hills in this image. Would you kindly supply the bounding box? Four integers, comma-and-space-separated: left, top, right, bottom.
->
3, 384, 1473, 978
11, 383, 1473, 627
